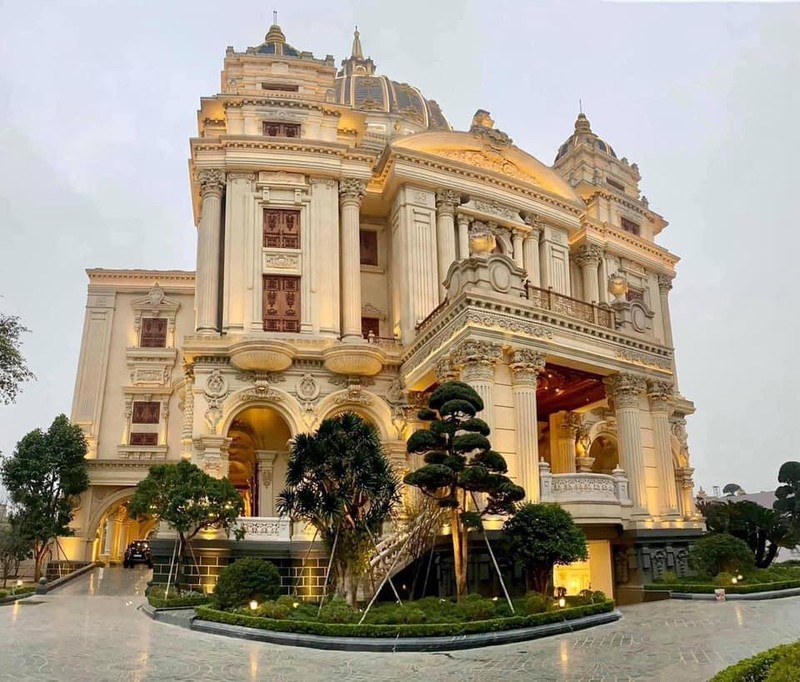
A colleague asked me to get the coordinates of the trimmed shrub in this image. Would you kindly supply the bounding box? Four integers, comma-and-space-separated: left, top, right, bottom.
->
318, 598, 357, 624
715, 572, 735, 587
590, 590, 607, 604
689, 533, 755, 577
709, 642, 799, 682
213, 557, 282, 610
524, 593, 549, 615
147, 585, 210, 609
659, 571, 678, 584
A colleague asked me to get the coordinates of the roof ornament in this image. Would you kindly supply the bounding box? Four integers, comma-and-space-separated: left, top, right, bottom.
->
469, 109, 512, 149
265, 10, 286, 45
351, 25, 364, 59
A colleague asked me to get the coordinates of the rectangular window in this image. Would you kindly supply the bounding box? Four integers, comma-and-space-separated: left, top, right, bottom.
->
263, 209, 301, 249
140, 317, 168, 348
359, 229, 379, 266
620, 217, 640, 236
129, 432, 158, 446
606, 177, 625, 192
262, 121, 300, 138
132, 401, 160, 424
261, 83, 299, 92
361, 317, 380, 339
262, 275, 301, 332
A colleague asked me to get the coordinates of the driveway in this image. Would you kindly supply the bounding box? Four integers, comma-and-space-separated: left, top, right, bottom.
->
1, 568, 798, 681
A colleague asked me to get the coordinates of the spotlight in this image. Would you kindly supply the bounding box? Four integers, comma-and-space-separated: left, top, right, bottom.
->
249, 600, 258, 610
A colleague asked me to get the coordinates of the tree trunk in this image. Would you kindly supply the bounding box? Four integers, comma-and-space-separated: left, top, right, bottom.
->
761, 542, 780, 568
174, 534, 186, 592
532, 566, 552, 597
450, 508, 468, 601
34, 541, 49, 582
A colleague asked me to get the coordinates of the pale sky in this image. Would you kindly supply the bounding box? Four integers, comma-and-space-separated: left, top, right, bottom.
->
1, 0, 798, 496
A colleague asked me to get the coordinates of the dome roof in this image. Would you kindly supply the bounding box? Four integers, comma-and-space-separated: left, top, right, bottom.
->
555, 113, 616, 162
335, 29, 450, 131
252, 22, 302, 57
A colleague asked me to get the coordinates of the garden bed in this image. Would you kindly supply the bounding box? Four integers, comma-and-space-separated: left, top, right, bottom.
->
0, 585, 36, 604
146, 586, 210, 609
644, 579, 800, 595
192, 596, 618, 651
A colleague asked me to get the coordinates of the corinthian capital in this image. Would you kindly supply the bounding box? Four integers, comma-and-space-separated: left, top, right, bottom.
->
574, 243, 604, 268
657, 273, 674, 294
338, 178, 366, 204
197, 168, 226, 197
508, 348, 546, 387
452, 339, 502, 381
435, 189, 460, 214
647, 380, 674, 411
560, 411, 583, 437
604, 372, 647, 409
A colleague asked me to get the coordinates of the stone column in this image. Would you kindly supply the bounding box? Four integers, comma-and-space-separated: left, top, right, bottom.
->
457, 213, 471, 260
509, 349, 546, 501
658, 274, 680, 392
677, 466, 697, 519
339, 178, 366, 342
604, 373, 648, 516
522, 225, 542, 287
575, 244, 603, 304
648, 380, 680, 516
181, 364, 195, 460
255, 450, 277, 517
512, 232, 524, 269
552, 411, 581, 474
103, 517, 116, 556
195, 169, 225, 334
453, 340, 502, 433
435, 190, 459, 301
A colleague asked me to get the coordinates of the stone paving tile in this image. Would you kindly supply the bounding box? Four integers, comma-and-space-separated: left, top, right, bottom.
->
2, 568, 800, 681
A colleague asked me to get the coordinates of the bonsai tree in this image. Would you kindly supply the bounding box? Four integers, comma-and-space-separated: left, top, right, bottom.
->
502, 503, 588, 596
403, 381, 525, 600
128, 460, 244, 590
1, 415, 89, 579
774, 461, 800, 522
277, 412, 400, 607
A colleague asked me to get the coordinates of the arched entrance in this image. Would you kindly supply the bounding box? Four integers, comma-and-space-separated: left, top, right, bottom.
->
92, 499, 157, 564
227, 406, 292, 517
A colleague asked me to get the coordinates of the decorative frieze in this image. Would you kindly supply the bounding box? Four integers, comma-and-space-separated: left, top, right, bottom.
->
615, 348, 671, 371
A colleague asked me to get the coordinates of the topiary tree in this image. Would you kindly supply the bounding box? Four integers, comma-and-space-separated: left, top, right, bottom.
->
276, 412, 400, 607
213, 556, 282, 610
502, 503, 588, 596
774, 462, 800, 522
128, 460, 244, 590
403, 381, 525, 601
688, 533, 755, 577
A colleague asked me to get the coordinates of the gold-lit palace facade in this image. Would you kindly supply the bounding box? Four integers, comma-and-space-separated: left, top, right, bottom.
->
64, 23, 702, 596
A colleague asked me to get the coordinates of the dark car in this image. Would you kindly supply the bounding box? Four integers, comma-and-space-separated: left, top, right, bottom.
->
123, 540, 153, 568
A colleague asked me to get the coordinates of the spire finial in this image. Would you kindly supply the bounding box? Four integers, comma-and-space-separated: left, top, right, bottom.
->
579, 98, 583, 115
265, 11, 286, 45
273, 10, 278, 25
351, 24, 364, 59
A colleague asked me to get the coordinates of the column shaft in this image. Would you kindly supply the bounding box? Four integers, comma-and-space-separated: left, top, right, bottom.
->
522, 233, 541, 287
658, 275, 680, 392
256, 450, 277, 517
457, 215, 470, 260
339, 179, 366, 341
552, 412, 580, 474
510, 349, 546, 501
512, 232, 524, 269
195, 169, 225, 334
605, 374, 648, 515
649, 382, 680, 516
575, 244, 602, 304
435, 190, 458, 300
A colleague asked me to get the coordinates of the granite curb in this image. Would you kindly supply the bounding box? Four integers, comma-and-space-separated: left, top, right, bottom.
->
669, 587, 800, 601
188, 609, 623, 652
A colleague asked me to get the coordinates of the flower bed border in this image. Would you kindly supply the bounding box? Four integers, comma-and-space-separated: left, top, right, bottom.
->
191, 601, 620, 652
147, 594, 211, 609
644, 578, 800, 595
0, 586, 37, 605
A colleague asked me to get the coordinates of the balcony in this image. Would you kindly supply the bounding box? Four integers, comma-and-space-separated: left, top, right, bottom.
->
236, 516, 292, 541
539, 462, 632, 524
526, 285, 614, 329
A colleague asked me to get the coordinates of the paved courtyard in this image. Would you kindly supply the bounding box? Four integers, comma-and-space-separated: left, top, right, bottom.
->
1, 568, 799, 681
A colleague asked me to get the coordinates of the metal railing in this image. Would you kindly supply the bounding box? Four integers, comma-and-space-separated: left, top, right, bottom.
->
526, 285, 615, 329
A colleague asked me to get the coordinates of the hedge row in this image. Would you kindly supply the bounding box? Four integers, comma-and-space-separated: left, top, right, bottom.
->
0, 585, 36, 600
644, 579, 800, 595
148, 593, 211, 609
709, 642, 799, 681
194, 600, 614, 638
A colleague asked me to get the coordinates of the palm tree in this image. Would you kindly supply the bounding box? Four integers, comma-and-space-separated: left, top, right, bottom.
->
276, 412, 400, 606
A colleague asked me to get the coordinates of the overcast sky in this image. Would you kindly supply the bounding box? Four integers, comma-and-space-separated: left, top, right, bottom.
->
1, 0, 798, 496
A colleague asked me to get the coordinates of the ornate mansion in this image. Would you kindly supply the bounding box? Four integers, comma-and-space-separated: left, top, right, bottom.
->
63, 22, 702, 598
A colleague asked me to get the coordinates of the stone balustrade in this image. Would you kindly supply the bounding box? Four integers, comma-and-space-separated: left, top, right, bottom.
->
539, 462, 632, 520
236, 516, 292, 541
